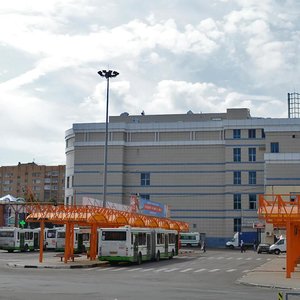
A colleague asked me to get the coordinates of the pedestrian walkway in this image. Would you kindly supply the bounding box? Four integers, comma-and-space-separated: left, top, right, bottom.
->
238, 254, 300, 290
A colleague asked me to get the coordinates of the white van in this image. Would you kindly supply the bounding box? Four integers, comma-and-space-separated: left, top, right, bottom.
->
269, 238, 286, 255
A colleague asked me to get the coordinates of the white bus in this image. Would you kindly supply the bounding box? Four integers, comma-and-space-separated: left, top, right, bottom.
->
98, 226, 179, 265
0, 227, 39, 252
179, 232, 202, 247
44, 228, 61, 250
56, 227, 90, 253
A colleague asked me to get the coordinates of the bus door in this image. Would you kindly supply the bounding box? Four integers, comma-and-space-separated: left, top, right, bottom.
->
77, 233, 84, 253
164, 233, 168, 256
34, 232, 39, 249
175, 234, 179, 255
19, 232, 25, 250
133, 234, 138, 260
146, 233, 151, 258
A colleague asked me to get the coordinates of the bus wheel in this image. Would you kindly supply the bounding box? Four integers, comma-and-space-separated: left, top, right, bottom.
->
156, 251, 160, 262
24, 244, 29, 252
169, 250, 174, 259
7, 249, 13, 253
137, 253, 142, 265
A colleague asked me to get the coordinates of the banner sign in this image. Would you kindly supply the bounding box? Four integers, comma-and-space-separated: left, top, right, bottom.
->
130, 194, 169, 218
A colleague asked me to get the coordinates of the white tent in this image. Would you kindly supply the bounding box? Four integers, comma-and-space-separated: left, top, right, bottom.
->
0, 194, 25, 203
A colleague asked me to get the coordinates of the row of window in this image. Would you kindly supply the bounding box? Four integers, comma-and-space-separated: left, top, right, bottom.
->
0, 171, 63, 178
0, 179, 64, 185
233, 171, 256, 185
233, 129, 265, 139
233, 194, 257, 210
233, 143, 279, 162
140, 172, 257, 186
233, 148, 256, 162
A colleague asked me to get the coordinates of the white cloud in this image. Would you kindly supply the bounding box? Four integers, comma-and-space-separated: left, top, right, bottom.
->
0, 0, 299, 165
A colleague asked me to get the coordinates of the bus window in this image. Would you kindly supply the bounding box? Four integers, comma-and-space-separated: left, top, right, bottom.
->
0, 231, 14, 238
102, 231, 126, 241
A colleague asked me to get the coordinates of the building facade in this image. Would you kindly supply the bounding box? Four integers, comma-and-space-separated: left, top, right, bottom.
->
65, 108, 300, 247
0, 162, 65, 203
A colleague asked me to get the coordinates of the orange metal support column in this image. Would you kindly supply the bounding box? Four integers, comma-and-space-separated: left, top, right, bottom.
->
286, 221, 293, 278
39, 221, 44, 263
64, 223, 70, 263
69, 224, 74, 258
89, 224, 98, 260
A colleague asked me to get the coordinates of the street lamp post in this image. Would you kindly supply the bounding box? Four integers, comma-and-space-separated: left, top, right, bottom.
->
97, 69, 119, 208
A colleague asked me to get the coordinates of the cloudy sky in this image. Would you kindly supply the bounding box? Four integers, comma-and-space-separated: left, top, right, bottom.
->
1, 0, 299, 166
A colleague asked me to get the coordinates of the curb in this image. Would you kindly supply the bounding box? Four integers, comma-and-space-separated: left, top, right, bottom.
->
7, 262, 106, 269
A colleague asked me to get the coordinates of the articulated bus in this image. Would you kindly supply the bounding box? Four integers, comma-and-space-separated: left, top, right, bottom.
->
0, 227, 39, 252
98, 226, 178, 265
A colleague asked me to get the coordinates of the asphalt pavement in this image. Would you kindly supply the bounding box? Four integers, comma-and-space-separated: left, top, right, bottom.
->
5, 250, 300, 290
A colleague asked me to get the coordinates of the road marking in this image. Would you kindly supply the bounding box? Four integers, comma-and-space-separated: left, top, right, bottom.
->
226, 269, 237, 272
194, 268, 206, 273
226, 257, 233, 260
243, 269, 251, 273
209, 269, 220, 272
217, 256, 224, 260
127, 268, 142, 272
164, 268, 179, 272
97, 267, 112, 271
180, 268, 193, 273
236, 257, 243, 260
256, 258, 262, 261
111, 267, 129, 271
140, 268, 155, 272
245, 257, 252, 260
154, 268, 168, 272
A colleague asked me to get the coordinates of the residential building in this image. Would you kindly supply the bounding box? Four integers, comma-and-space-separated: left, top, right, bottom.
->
0, 162, 65, 203
65, 108, 300, 246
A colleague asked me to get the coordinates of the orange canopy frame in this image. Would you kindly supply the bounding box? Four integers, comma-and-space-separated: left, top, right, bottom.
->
258, 194, 300, 278
25, 204, 189, 263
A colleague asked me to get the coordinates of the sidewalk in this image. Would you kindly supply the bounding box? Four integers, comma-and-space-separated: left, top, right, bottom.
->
7, 253, 107, 269
238, 254, 300, 290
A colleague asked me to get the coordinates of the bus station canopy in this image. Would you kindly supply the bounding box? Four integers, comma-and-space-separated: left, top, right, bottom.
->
25, 204, 189, 232
25, 204, 189, 264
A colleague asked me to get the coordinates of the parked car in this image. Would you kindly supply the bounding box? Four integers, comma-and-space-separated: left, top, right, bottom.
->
257, 243, 270, 254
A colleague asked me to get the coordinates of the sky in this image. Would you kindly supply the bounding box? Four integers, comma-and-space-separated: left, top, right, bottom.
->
1, 0, 299, 166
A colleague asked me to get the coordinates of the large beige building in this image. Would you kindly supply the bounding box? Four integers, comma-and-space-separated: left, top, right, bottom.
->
65, 108, 300, 247
0, 162, 65, 203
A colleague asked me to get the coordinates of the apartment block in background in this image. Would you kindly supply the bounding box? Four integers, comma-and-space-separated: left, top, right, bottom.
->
0, 162, 65, 203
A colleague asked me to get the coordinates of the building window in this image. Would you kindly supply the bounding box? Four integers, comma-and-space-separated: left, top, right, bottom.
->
271, 142, 279, 153
140, 194, 150, 200
233, 171, 241, 185
233, 129, 241, 139
248, 129, 256, 139
234, 218, 241, 232
66, 176, 70, 188
141, 173, 150, 186
248, 171, 256, 184
261, 129, 265, 138
248, 148, 256, 162
233, 194, 241, 210
249, 194, 257, 209
233, 148, 241, 162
